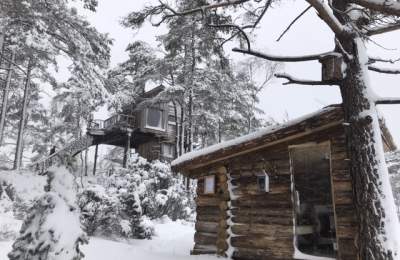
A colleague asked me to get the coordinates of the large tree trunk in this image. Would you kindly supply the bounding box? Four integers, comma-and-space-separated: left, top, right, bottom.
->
339, 34, 400, 259
172, 100, 179, 157
0, 50, 15, 146
13, 59, 32, 170
0, 27, 4, 58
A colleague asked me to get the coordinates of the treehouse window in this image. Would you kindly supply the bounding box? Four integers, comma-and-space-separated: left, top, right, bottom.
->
257, 171, 269, 192
146, 108, 164, 130
290, 143, 337, 259
204, 175, 215, 194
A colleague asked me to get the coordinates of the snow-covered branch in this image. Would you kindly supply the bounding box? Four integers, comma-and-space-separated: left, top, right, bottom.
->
232, 48, 340, 62
368, 66, 400, 74
305, 0, 345, 35
154, 0, 251, 25
367, 22, 400, 36
351, 0, 400, 16
275, 73, 339, 85
369, 56, 400, 64
376, 98, 400, 105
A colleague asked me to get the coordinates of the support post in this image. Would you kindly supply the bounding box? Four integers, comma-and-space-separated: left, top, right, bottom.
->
123, 129, 132, 168
92, 144, 98, 175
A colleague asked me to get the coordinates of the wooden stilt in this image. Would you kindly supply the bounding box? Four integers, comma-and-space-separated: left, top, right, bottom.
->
92, 144, 98, 175
123, 130, 132, 168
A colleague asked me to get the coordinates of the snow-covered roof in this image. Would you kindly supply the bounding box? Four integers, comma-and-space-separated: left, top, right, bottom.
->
172, 105, 344, 171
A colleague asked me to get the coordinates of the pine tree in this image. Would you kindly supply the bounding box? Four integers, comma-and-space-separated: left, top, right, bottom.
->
8, 167, 87, 260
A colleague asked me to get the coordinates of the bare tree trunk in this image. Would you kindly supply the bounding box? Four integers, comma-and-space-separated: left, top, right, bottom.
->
172, 100, 179, 157
339, 34, 399, 260
218, 120, 222, 143
13, 58, 32, 170
0, 27, 4, 59
187, 25, 196, 152
0, 50, 15, 146
179, 105, 185, 156
187, 88, 193, 151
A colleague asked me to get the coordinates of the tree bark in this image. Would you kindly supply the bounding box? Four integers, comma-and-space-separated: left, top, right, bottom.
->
0, 50, 15, 146
13, 58, 32, 170
338, 33, 399, 260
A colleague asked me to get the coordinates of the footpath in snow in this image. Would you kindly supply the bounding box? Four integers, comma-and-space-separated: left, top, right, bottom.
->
0, 218, 218, 260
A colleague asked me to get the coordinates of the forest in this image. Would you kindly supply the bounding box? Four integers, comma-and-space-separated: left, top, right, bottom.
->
0, 0, 400, 259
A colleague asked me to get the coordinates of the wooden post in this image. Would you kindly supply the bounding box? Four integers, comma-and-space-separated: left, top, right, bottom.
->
0, 50, 15, 146
92, 144, 98, 175
123, 130, 132, 168
13, 58, 32, 170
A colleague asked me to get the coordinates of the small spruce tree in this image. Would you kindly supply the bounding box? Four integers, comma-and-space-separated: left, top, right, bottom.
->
8, 167, 87, 260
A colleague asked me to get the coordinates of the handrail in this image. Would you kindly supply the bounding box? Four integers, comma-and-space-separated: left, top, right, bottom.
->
93, 114, 135, 130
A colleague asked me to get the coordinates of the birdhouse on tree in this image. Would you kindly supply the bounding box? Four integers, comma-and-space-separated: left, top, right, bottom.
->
319, 54, 344, 81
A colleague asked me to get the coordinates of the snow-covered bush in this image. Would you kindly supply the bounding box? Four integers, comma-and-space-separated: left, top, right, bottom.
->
8, 167, 88, 260
76, 152, 194, 240
77, 180, 154, 239
105, 153, 195, 221
78, 186, 122, 237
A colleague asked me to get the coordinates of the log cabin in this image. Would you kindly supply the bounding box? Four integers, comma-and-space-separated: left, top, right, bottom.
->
171, 104, 397, 260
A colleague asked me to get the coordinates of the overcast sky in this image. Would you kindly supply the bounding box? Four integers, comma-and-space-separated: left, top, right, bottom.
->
77, 0, 400, 146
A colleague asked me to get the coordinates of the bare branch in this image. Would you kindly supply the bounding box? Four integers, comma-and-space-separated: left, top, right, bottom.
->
335, 38, 353, 61
207, 23, 251, 50
277, 5, 312, 42
351, 0, 400, 16
368, 66, 400, 74
275, 73, 339, 85
232, 48, 341, 62
305, 0, 344, 35
376, 98, 400, 105
367, 22, 400, 36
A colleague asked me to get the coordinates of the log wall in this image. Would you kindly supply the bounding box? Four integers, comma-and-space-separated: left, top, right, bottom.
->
189, 125, 358, 260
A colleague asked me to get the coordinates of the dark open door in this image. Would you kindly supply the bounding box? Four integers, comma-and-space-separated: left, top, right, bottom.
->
289, 142, 337, 259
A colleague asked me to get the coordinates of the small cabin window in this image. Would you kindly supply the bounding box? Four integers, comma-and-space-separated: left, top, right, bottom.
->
161, 143, 175, 158
204, 175, 215, 194
257, 171, 270, 192
146, 108, 164, 129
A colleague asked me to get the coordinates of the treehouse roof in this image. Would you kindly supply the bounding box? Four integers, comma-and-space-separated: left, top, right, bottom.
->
172, 104, 397, 173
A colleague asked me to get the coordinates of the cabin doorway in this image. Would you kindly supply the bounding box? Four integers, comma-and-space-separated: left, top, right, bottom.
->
289, 142, 337, 259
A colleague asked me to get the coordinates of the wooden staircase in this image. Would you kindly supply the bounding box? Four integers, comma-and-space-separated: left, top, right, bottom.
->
30, 135, 95, 174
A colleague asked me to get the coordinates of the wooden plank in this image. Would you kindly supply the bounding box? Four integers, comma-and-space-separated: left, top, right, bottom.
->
195, 221, 219, 234
231, 224, 293, 238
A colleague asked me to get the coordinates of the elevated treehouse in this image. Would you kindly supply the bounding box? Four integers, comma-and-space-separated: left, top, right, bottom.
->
33, 86, 179, 173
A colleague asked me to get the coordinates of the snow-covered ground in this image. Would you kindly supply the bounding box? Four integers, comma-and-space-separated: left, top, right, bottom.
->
0, 170, 217, 260
0, 218, 218, 260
